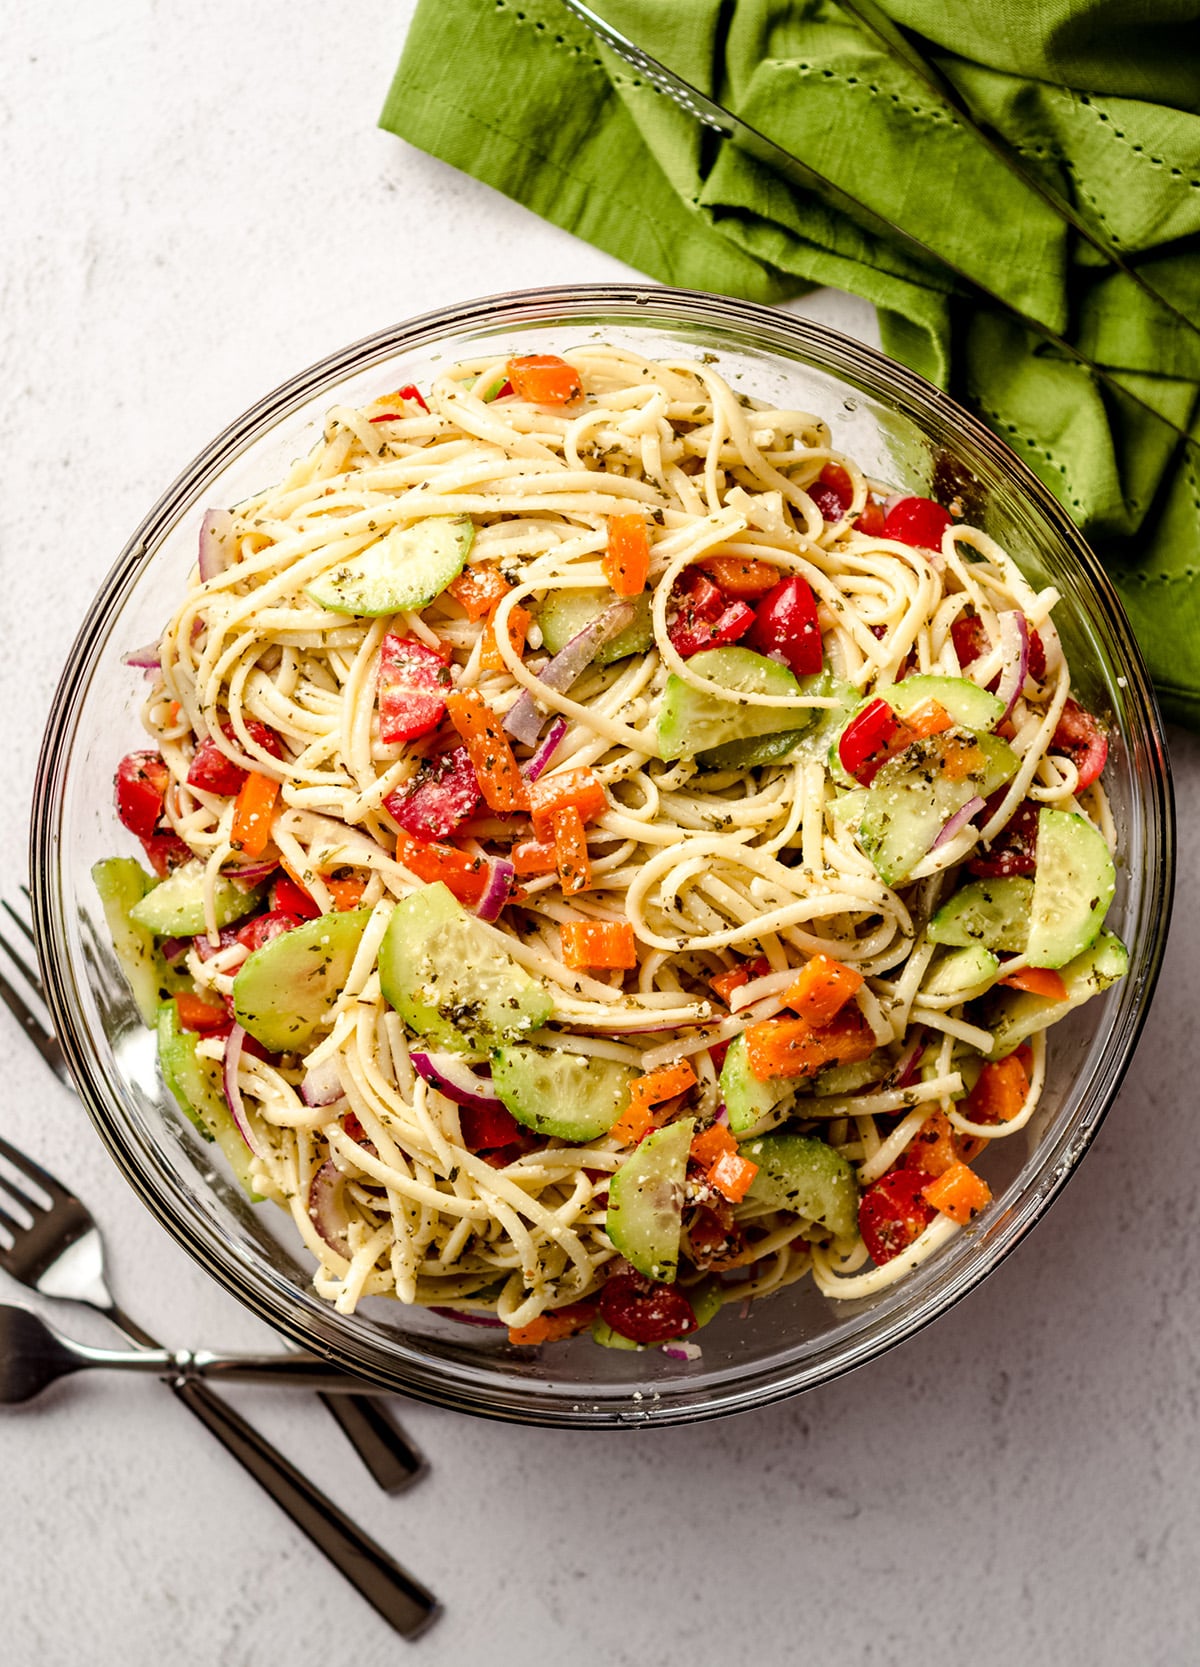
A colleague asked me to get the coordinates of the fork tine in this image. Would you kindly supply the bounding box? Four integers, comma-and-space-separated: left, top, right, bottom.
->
0, 1133, 71, 1207
6, 889, 38, 949
0, 1200, 23, 1239
0, 966, 72, 1086
0, 910, 44, 997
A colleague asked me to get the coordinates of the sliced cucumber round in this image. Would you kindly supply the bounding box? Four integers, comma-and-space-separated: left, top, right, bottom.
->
1025, 808, 1116, 969
157, 1002, 257, 1195
657, 647, 806, 761
93, 857, 171, 1028
921, 944, 1001, 1002
491, 1044, 634, 1142
606, 1118, 695, 1283
742, 1133, 859, 1242
378, 881, 552, 1054
129, 859, 264, 938
306, 516, 474, 616
233, 908, 373, 1052
982, 929, 1128, 1059
928, 876, 1034, 953
539, 588, 653, 663
885, 675, 1004, 733
858, 731, 1018, 887
720, 1032, 793, 1134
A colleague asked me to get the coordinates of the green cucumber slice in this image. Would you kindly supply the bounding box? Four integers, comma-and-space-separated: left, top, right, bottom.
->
657, 647, 806, 761
980, 929, 1128, 1060
928, 876, 1034, 953
233, 909, 372, 1053
378, 882, 552, 1053
128, 860, 264, 937
606, 1118, 695, 1282
93, 857, 171, 1028
812, 1054, 886, 1097
1026, 808, 1115, 969
922, 944, 1001, 1001
697, 673, 854, 769
157, 1003, 257, 1196
538, 588, 653, 663
741, 1133, 859, 1241
858, 731, 1018, 886
720, 1033, 793, 1134
885, 675, 1004, 733
491, 1044, 634, 1142
306, 515, 474, 616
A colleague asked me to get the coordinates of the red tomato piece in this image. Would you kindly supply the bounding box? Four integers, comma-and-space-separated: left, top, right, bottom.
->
687, 1204, 745, 1271
951, 613, 990, 669
175, 991, 231, 1036
855, 498, 886, 536
140, 830, 192, 877
384, 744, 481, 841
187, 721, 282, 797
235, 910, 304, 954
1051, 697, 1108, 791
271, 871, 321, 920
838, 697, 900, 785
668, 600, 756, 658
968, 795, 1040, 878
115, 751, 170, 841
883, 496, 953, 551
858, 1167, 937, 1266
746, 576, 823, 677
458, 1100, 523, 1152
809, 464, 853, 523
598, 1272, 698, 1343
377, 634, 452, 745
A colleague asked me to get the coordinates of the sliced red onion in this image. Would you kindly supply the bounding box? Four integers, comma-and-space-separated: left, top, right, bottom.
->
994, 610, 1030, 721
159, 936, 189, 965
121, 641, 162, 670
410, 1050, 501, 1115
504, 601, 637, 745
198, 508, 235, 582
524, 717, 568, 781
307, 1160, 351, 1259
225, 859, 279, 887
892, 1032, 926, 1089
474, 858, 514, 923
429, 1306, 506, 1329
662, 1341, 701, 1361
300, 1055, 344, 1107
713, 1102, 729, 1126
931, 794, 986, 851
222, 1025, 263, 1156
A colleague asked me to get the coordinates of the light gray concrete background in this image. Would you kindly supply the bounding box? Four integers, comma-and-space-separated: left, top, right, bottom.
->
1, 4, 1196, 1663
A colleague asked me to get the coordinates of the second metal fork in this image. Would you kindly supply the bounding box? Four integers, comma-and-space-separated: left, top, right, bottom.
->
0, 887, 425, 1493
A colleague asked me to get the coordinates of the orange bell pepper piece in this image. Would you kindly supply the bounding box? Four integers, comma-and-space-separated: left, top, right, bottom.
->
697, 555, 780, 598
690, 1124, 736, 1168
560, 918, 636, 971
999, 966, 1068, 1000
447, 561, 512, 622
175, 991, 230, 1034
609, 1059, 696, 1143
231, 771, 279, 859
445, 689, 529, 814
394, 830, 490, 908
551, 804, 592, 895
511, 837, 558, 878
507, 1300, 598, 1346
784, 953, 864, 1028
963, 1053, 1029, 1124
743, 1008, 875, 1083
922, 1161, 991, 1224
480, 603, 531, 672
603, 514, 651, 597
506, 354, 582, 405
708, 1150, 759, 1204
325, 874, 367, 911
902, 699, 953, 740
529, 766, 608, 841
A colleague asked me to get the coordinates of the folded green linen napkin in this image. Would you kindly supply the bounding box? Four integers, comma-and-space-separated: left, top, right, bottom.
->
381, 0, 1200, 724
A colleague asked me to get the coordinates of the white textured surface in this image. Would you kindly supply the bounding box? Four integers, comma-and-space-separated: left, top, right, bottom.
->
0, 5, 1195, 1663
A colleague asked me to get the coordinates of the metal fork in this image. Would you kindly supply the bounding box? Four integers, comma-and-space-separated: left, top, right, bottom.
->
0, 1131, 438, 1637
0, 887, 425, 1493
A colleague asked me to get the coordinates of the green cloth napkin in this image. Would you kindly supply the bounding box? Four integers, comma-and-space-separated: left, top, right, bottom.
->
381, 0, 1200, 724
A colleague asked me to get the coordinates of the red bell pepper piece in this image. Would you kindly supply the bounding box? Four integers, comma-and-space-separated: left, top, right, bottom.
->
747, 575, 823, 677
271, 870, 321, 920
377, 633, 452, 745
369, 383, 429, 418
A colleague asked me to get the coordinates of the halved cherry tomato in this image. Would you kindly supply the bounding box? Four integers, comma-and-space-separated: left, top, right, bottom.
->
377, 634, 452, 745
952, 611, 1046, 685
669, 599, 755, 658
271, 871, 321, 920
747, 575, 823, 677
115, 751, 170, 841
598, 1272, 697, 1343
854, 498, 886, 536
968, 795, 1040, 878
883, 496, 953, 550
458, 1099, 523, 1152
808, 462, 853, 522
858, 1167, 936, 1266
1051, 697, 1108, 791
687, 1203, 745, 1271
187, 720, 282, 797
384, 745, 481, 841
838, 697, 900, 785
140, 831, 192, 877
235, 910, 304, 954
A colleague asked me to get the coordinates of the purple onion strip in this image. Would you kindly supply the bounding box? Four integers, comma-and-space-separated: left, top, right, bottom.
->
307, 1160, 352, 1260
524, 717, 568, 782
931, 794, 986, 851
198, 508, 234, 582
474, 857, 515, 922
994, 610, 1030, 722
504, 601, 637, 745
411, 1050, 502, 1115
299, 1056, 344, 1107
222, 1025, 263, 1157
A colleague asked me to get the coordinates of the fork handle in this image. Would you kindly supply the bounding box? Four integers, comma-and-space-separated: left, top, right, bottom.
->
170, 1378, 438, 1637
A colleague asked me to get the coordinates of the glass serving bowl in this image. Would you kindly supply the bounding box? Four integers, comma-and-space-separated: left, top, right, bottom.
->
31, 284, 1174, 1427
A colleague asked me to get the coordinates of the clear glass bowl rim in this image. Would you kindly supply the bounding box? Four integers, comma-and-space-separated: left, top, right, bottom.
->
30, 282, 1175, 1427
